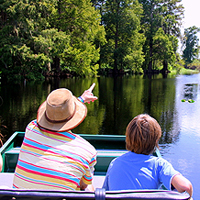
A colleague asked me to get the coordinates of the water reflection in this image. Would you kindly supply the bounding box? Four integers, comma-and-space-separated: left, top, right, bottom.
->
183, 83, 198, 101
160, 73, 200, 200
0, 75, 178, 144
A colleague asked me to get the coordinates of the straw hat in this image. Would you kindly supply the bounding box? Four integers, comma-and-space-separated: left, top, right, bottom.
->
37, 88, 87, 132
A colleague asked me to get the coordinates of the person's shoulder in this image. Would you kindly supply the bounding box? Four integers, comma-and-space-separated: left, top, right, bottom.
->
112, 151, 133, 163
152, 156, 174, 168
74, 134, 97, 152
27, 119, 37, 126
25, 119, 43, 136
74, 134, 90, 143
26, 119, 38, 130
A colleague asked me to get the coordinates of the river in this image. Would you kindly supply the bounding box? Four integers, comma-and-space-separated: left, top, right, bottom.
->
0, 73, 199, 199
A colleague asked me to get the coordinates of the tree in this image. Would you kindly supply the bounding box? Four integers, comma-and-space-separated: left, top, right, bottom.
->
182, 26, 200, 65
99, 0, 144, 74
160, 0, 183, 73
153, 28, 176, 71
161, 0, 183, 37
139, 0, 162, 73
139, 0, 183, 73
52, 0, 106, 76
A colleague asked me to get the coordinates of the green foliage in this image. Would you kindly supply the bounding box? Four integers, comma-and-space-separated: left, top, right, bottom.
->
176, 68, 199, 75
182, 26, 200, 65
99, 0, 145, 72
153, 28, 176, 67
52, 0, 106, 76
0, 0, 106, 81
188, 59, 200, 71
0, 0, 186, 80
139, 0, 183, 72
0, 0, 57, 81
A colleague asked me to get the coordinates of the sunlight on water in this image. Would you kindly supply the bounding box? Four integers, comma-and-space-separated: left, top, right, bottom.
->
160, 73, 200, 200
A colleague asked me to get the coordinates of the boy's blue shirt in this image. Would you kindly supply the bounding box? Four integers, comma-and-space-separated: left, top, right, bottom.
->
103, 151, 179, 191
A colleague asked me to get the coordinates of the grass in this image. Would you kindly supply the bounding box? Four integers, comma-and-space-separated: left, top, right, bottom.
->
170, 68, 199, 75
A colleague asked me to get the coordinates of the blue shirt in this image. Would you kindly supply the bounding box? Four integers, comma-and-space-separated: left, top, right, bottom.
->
103, 151, 179, 191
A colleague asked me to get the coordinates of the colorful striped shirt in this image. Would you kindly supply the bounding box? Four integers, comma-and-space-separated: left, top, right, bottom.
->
13, 120, 97, 191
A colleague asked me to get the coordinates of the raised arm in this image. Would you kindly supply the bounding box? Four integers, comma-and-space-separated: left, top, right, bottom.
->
171, 174, 193, 197
78, 83, 98, 103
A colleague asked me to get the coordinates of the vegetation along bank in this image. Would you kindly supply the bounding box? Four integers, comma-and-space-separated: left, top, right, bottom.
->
0, 0, 200, 82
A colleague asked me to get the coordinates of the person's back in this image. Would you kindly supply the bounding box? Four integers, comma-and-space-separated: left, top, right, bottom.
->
103, 151, 178, 190
103, 114, 193, 198
13, 120, 96, 190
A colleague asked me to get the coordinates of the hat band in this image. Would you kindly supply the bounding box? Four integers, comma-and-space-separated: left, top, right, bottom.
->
45, 104, 76, 124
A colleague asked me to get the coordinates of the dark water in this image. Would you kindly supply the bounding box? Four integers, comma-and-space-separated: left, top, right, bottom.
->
0, 74, 199, 199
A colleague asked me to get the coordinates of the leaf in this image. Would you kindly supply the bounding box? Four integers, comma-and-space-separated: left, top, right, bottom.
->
181, 99, 195, 103
188, 99, 195, 103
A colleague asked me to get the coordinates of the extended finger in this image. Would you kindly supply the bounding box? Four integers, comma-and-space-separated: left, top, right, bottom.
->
88, 83, 95, 92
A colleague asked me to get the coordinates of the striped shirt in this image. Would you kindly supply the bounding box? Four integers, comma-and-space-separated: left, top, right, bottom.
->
13, 120, 97, 191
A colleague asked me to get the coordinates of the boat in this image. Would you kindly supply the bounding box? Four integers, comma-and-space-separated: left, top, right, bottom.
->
0, 132, 190, 200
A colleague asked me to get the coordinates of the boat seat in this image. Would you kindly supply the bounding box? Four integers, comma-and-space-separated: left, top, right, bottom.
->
4, 147, 21, 172
3, 147, 127, 175
95, 149, 127, 175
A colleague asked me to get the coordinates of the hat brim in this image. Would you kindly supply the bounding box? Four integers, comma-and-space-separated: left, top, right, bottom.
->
37, 96, 87, 132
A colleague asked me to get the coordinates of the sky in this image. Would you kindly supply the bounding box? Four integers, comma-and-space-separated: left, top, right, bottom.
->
181, 0, 200, 33
178, 0, 200, 52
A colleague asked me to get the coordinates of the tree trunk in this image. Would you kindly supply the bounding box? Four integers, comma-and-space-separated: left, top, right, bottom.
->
52, 57, 61, 74
113, 1, 120, 74
148, 38, 153, 73
162, 60, 168, 74
47, 62, 51, 72
148, 3, 154, 74
114, 27, 118, 74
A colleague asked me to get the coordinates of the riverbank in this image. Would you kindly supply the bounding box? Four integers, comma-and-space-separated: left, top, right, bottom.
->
170, 68, 199, 75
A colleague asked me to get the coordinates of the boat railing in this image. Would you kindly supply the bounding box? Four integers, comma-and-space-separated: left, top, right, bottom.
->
0, 188, 190, 200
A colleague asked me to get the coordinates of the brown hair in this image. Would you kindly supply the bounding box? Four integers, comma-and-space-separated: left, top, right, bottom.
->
126, 114, 161, 155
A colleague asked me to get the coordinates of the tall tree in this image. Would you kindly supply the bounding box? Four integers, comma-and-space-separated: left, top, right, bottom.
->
153, 28, 176, 70
100, 0, 144, 74
160, 0, 183, 73
182, 26, 200, 65
161, 0, 183, 36
139, 0, 183, 73
52, 0, 106, 76
139, 0, 162, 73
